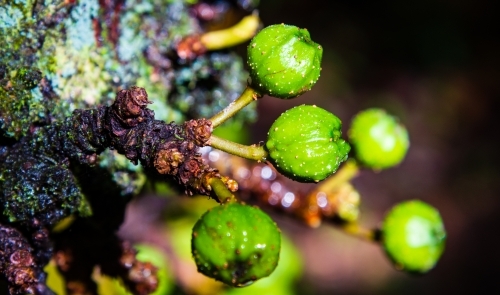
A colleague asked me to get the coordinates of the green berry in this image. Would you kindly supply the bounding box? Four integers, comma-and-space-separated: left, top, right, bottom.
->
266, 105, 350, 182
348, 108, 409, 169
191, 202, 281, 287
247, 24, 323, 99
382, 200, 446, 273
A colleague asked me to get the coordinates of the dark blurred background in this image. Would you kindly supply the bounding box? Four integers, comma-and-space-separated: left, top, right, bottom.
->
249, 0, 499, 294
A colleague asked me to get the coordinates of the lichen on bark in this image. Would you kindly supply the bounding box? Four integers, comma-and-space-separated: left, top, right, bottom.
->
1, 0, 258, 293
1, 0, 255, 196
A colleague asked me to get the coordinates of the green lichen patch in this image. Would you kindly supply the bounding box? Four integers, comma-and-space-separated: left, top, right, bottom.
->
0, 0, 72, 139
37, 0, 117, 112
0, 64, 53, 139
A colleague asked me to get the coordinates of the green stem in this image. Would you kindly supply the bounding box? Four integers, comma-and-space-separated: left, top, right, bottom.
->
201, 13, 260, 51
209, 135, 268, 162
338, 222, 380, 243
316, 159, 359, 192
208, 177, 235, 203
209, 86, 262, 128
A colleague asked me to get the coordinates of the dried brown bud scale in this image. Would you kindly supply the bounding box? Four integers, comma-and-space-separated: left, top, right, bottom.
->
0, 223, 53, 295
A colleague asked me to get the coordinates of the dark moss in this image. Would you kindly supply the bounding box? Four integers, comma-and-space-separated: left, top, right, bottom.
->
168, 52, 256, 124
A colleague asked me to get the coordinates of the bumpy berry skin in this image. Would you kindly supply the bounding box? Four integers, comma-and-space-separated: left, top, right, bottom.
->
191, 202, 281, 287
247, 24, 323, 99
348, 108, 409, 169
266, 105, 350, 182
382, 200, 446, 274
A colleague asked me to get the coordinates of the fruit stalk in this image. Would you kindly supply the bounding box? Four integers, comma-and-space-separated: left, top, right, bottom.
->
201, 13, 260, 51
209, 86, 262, 128
209, 134, 268, 162
313, 160, 360, 193
207, 177, 236, 203
339, 222, 380, 242
177, 13, 261, 60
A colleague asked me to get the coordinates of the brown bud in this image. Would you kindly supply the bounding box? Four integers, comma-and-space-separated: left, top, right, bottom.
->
176, 35, 207, 61
184, 118, 212, 146
120, 242, 159, 295
85, 153, 98, 165
184, 159, 201, 174
13, 267, 35, 285
114, 87, 152, 126
179, 159, 203, 184
221, 176, 239, 192
154, 148, 185, 175
10, 250, 33, 266
54, 250, 72, 272
120, 242, 136, 268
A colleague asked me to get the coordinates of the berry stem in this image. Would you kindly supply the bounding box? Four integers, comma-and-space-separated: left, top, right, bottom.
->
201, 12, 260, 50
338, 222, 380, 242
209, 135, 268, 162
315, 159, 359, 192
209, 86, 262, 128
208, 177, 236, 203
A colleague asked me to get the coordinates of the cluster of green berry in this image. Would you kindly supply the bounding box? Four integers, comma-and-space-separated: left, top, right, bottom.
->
189, 24, 446, 287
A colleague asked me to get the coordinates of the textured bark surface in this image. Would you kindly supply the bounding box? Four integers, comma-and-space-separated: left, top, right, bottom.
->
0, 0, 257, 293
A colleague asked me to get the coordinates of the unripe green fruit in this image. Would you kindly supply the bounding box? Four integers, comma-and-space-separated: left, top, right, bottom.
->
348, 108, 409, 169
192, 202, 281, 287
382, 200, 446, 273
266, 105, 350, 182
247, 24, 323, 99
